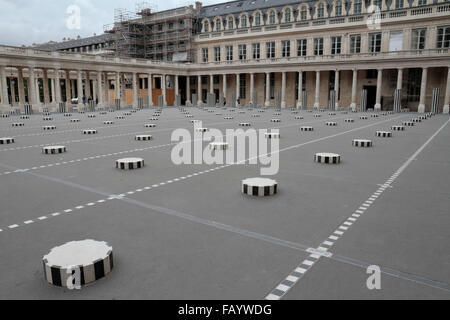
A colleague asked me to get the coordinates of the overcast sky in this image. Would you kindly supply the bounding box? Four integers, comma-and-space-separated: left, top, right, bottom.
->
0, 0, 224, 47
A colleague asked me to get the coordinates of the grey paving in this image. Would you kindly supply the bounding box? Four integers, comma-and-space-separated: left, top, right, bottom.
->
0, 107, 449, 299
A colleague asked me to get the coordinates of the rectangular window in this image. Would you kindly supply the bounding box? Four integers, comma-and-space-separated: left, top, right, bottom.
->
238, 44, 247, 60
331, 36, 342, 55
252, 43, 260, 59
266, 41, 275, 59
369, 33, 382, 53
314, 38, 323, 55
389, 31, 403, 51
411, 29, 426, 50
395, 0, 404, 9
350, 34, 361, 53
202, 48, 208, 63
214, 47, 221, 62
335, 2, 342, 16
240, 76, 246, 99
418, 0, 426, 5
282, 40, 290, 57
297, 39, 307, 56
437, 26, 450, 49
226, 45, 233, 61
354, 0, 362, 14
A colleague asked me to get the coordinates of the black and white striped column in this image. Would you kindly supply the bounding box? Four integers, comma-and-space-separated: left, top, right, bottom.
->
393, 89, 402, 113
242, 178, 278, 197
431, 88, 440, 114
329, 90, 336, 111
43, 239, 113, 288
360, 89, 367, 112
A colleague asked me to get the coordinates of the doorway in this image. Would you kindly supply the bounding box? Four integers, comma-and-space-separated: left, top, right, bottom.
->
363, 85, 377, 109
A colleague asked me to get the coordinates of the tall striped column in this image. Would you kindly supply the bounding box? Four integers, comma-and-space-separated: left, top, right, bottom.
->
297, 71, 303, 109
431, 88, 440, 114
302, 90, 307, 110
394, 89, 402, 113
329, 90, 336, 111
360, 89, 367, 112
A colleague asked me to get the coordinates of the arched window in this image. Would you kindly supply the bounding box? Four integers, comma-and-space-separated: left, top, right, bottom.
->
285, 8, 291, 22
204, 21, 209, 32
335, 1, 342, 16
228, 16, 234, 29
255, 12, 261, 26
300, 6, 307, 20
240, 15, 247, 28
215, 19, 221, 31
318, 3, 325, 18
269, 10, 276, 24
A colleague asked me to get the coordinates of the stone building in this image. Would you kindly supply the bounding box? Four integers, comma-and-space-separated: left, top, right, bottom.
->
0, 0, 449, 113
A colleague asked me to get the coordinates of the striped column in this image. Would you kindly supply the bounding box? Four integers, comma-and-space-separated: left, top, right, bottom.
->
328, 90, 336, 111
394, 89, 402, 113
297, 71, 303, 109
360, 89, 367, 112
314, 71, 320, 109
334, 70, 340, 110
431, 88, 440, 114
302, 91, 307, 110
350, 69, 357, 111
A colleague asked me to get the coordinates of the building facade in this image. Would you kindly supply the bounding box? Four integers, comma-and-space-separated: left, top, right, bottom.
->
0, 0, 450, 113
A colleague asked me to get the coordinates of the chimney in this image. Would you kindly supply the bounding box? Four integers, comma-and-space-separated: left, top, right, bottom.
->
195, 1, 202, 10
77, 35, 81, 39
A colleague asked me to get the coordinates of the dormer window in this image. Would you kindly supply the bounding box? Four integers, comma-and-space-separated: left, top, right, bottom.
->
300, 6, 307, 20
269, 10, 276, 24
318, 3, 324, 18
204, 21, 209, 32
285, 8, 291, 23
241, 15, 247, 28
228, 17, 234, 29
255, 12, 261, 26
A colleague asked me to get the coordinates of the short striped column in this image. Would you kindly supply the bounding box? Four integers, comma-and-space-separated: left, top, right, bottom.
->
116, 157, 145, 170
135, 135, 153, 141
0, 137, 14, 144
43, 239, 113, 288
242, 178, 278, 197
42, 146, 67, 154
83, 129, 97, 134
315, 153, 341, 164
376, 131, 392, 138
352, 139, 373, 147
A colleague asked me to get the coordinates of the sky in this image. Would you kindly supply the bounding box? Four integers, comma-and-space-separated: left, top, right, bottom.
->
0, 0, 224, 47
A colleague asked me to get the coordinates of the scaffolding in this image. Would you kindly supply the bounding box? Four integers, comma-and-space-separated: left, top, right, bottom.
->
104, 1, 197, 62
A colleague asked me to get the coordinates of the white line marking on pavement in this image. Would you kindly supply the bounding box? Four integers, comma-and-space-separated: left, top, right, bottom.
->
264, 117, 450, 300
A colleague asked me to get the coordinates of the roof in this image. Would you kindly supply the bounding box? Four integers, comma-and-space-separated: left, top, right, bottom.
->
34, 33, 115, 51
200, 0, 312, 18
